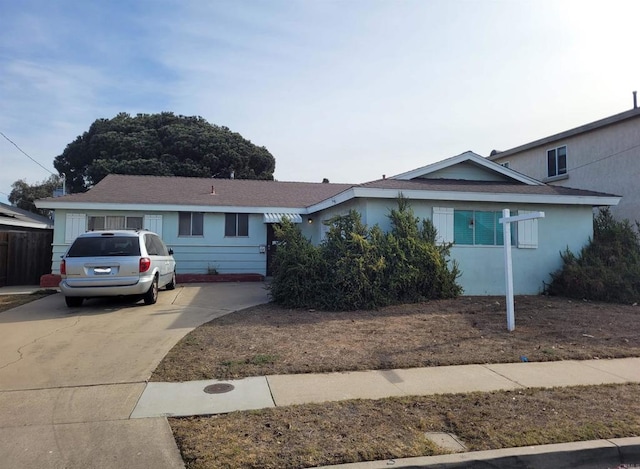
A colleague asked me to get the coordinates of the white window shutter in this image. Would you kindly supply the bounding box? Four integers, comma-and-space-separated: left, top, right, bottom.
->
517, 210, 538, 248
144, 215, 163, 237
432, 207, 454, 244
65, 213, 86, 243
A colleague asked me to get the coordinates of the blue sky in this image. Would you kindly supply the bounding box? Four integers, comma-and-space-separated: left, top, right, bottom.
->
1, 0, 639, 204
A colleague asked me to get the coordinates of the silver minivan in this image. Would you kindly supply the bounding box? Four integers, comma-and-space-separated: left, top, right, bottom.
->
60, 230, 176, 307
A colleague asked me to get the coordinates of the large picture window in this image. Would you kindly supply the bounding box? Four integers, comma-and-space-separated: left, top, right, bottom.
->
225, 213, 249, 237
179, 212, 204, 236
454, 210, 514, 246
547, 145, 567, 177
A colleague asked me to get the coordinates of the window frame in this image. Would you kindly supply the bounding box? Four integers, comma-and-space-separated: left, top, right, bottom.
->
547, 145, 567, 178
453, 210, 515, 246
178, 212, 204, 237
224, 213, 249, 237
87, 215, 143, 231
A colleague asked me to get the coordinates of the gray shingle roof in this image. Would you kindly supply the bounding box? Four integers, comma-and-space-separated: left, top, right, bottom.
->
41, 175, 354, 208
360, 178, 619, 198
38, 173, 619, 210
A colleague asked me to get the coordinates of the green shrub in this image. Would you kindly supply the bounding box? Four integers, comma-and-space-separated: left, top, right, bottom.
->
548, 208, 640, 303
268, 197, 461, 310
269, 218, 328, 308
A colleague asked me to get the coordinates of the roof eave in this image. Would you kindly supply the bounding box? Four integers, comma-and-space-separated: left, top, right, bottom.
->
391, 151, 543, 186
309, 187, 620, 212
489, 107, 640, 160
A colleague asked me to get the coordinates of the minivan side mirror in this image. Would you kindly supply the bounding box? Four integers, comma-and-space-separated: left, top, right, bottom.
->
168, 248, 174, 255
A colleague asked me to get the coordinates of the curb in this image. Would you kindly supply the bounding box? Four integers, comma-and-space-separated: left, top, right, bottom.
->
317, 437, 640, 468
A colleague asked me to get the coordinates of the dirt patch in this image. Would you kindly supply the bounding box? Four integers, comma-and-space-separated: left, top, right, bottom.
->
170, 383, 640, 469
152, 295, 640, 381
0, 292, 54, 313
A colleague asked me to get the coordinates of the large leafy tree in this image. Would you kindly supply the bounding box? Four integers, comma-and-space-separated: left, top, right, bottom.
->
53, 112, 276, 193
9, 175, 62, 216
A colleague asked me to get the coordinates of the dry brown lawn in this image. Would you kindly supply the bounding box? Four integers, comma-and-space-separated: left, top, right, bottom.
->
152, 295, 640, 381
0, 291, 54, 313
156, 295, 640, 468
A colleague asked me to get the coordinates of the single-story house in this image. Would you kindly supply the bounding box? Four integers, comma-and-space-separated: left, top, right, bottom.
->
0, 202, 54, 286
35, 151, 620, 295
0, 202, 53, 232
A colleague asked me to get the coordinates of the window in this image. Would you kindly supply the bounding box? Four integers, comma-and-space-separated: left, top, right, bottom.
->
454, 210, 514, 246
547, 145, 567, 177
225, 213, 249, 237
144, 234, 168, 256
88, 215, 143, 231
179, 212, 204, 236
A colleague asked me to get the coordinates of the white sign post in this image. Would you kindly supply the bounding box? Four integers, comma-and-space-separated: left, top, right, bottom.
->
499, 209, 545, 331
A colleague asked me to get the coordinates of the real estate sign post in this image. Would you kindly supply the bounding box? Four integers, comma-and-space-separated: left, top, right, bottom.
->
499, 209, 545, 331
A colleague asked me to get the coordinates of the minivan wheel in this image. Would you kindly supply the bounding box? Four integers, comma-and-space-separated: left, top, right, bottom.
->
65, 296, 83, 307
166, 271, 176, 290
143, 276, 159, 305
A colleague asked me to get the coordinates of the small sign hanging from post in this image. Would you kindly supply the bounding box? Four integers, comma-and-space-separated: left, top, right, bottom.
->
499, 209, 545, 331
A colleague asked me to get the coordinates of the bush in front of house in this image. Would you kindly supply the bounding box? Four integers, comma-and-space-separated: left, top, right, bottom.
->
548, 208, 640, 303
269, 198, 462, 310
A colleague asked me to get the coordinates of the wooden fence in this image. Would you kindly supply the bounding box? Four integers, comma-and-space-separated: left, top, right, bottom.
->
0, 230, 53, 286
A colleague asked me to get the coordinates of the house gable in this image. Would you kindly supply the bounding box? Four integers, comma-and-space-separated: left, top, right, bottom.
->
392, 151, 542, 185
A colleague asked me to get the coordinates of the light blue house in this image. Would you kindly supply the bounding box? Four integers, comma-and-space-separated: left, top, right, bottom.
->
36, 152, 619, 295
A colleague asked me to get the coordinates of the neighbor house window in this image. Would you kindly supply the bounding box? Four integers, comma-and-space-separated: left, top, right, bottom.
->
225, 213, 249, 237
88, 215, 143, 231
547, 145, 567, 177
179, 212, 204, 236
454, 210, 514, 246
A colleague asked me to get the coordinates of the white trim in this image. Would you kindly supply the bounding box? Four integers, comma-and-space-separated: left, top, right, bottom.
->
143, 214, 163, 237
307, 187, 620, 213
391, 151, 544, 186
432, 207, 454, 244
65, 213, 86, 243
36, 201, 309, 214
0, 218, 52, 229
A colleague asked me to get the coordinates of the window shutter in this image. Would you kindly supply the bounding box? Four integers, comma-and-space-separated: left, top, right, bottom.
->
65, 213, 86, 243
432, 207, 454, 244
517, 210, 538, 248
144, 215, 163, 237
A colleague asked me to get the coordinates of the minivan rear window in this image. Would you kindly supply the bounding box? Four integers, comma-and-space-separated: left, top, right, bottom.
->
67, 237, 141, 257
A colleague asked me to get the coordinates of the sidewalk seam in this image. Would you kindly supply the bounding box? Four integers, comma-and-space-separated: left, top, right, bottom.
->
0, 380, 147, 393
264, 376, 278, 407
481, 364, 527, 388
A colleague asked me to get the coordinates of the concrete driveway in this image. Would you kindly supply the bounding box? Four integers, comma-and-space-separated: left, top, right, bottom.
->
0, 283, 269, 468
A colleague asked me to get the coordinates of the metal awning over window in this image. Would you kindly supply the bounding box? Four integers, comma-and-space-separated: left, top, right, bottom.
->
263, 213, 303, 224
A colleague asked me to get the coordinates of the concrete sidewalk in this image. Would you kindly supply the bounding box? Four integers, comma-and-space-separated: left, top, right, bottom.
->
131, 357, 640, 468
132, 356, 640, 418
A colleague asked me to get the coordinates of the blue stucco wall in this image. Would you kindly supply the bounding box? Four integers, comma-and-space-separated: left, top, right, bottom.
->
50, 201, 595, 296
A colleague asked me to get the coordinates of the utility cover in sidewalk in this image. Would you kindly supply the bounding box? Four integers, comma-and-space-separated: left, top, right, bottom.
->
204, 383, 234, 394
424, 432, 467, 453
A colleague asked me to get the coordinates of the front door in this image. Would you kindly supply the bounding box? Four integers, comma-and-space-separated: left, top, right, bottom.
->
266, 223, 277, 276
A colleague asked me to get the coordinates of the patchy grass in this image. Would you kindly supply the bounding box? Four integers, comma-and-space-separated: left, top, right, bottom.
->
171, 383, 640, 469
152, 295, 640, 381
0, 291, 55, 313
155, 295, 640, 468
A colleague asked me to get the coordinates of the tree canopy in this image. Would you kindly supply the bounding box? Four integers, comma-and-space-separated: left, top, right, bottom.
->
53, 112, 276, 193
9, 175, 61, 216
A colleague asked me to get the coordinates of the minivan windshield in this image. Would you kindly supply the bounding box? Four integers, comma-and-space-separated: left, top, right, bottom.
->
67, 236, 141, 257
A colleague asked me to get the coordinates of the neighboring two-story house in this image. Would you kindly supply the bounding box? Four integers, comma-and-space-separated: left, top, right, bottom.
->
488, 106, 640, 223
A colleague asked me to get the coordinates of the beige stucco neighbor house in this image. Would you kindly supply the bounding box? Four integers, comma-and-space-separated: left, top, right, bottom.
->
488, 106, 640, 223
